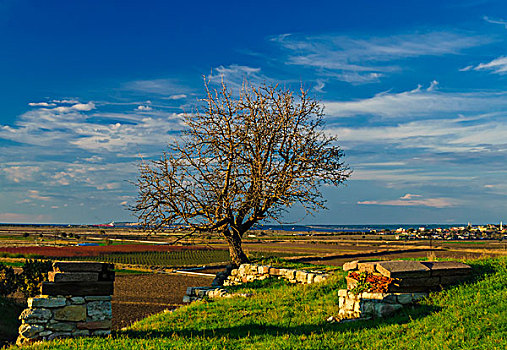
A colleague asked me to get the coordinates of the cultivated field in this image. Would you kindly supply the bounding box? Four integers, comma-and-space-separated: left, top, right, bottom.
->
1, 225, 505, 347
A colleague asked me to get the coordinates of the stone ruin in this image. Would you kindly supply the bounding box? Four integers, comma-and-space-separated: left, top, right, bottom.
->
17, 261, 115, 346
337, 260, 472, 320
184, 263, 330, 303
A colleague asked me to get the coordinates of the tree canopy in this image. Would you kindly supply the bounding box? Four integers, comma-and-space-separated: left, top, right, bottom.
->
134, 81, 351, 265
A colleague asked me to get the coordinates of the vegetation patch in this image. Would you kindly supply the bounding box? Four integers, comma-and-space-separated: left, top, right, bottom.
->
9, 256, 505, 349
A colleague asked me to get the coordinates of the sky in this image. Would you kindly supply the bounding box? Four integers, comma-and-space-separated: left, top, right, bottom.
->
1, 0, 506, 225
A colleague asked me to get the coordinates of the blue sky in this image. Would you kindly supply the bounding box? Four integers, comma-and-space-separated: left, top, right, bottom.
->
1, 0, 506, 225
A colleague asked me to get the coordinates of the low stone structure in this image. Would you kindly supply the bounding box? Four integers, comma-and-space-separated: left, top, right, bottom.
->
344, 260, 472, 292
184, 263, 330, 303
221, 263, 329, 286
338, 289, 428, 319
17, 261, 115, 345
338, 260, 472, 320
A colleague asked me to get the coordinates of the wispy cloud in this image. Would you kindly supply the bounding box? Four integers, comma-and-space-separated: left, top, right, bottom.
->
208, 64, 272, 90
124, 79, 191, 96
461, 56, 507, 75
325, 82, 507, 119
0, 213, 51, 223
273, 31, 488, 83
28, 102, 56, 107
358, 194, 457, 208
483, 16, 507, 29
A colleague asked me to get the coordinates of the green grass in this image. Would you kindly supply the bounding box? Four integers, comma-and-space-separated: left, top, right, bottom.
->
8, 257, 507, 349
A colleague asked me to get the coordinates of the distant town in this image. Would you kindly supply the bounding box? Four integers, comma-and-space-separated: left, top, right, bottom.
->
373, 223, 506, 241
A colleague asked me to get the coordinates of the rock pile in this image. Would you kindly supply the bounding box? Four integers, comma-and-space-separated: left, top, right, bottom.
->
337, 260, 472, 320
17, 261, 115, 346
221, 263, 329, 286
344, 260, 472, 292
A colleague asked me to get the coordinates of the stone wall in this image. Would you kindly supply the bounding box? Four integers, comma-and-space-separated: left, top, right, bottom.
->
222, 263, 329, 286
183, 264, 330, 303
17, 262, 115, 346
338, 289, 427, 319
337, 259, 472, 321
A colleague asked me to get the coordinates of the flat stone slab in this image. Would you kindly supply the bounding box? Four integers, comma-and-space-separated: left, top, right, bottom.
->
48, 272, 99, 282
41, 281, 114, 296
357, 262, 380, 273
53, 262, 114, 273
376, 261, 431, 278
421, 261, 472, 277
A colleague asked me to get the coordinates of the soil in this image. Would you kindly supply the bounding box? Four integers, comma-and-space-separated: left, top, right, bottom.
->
112, 272, 214, 329
302, 249, 497, 267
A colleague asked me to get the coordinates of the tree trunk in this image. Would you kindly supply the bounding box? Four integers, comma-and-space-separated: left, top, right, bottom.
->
223, 230, 249, 267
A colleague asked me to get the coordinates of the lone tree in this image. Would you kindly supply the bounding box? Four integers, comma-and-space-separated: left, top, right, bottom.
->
134, 81, 350, 266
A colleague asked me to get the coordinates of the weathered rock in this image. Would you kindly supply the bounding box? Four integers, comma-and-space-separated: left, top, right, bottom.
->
47, 332, 72, 341
84, 295, 112, 301
53, 261, 113, 273
295, 271, 307, 283
70, 296, 85, 304
77, 320, 112, 330
19, 324, 44, 339
41, 281, 114, 296
53, 305, 86, 322
87, 301, 112, 321
421, 261, 472, 277
357, 262, 378, 273
376, 261, 431, 279
19, 308, 52, 323
28, 296, 66, 308
375, 303, 403, 317
342, 260, 359, 271
396, 294, 413, 304
48, 272, 99, 282
314, 275, 326, 283
47, 322, 75, 332
72, 329, 90, 337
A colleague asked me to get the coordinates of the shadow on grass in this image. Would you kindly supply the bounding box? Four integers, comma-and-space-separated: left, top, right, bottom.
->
0, 297, 24, 348
119, 303, 441, 341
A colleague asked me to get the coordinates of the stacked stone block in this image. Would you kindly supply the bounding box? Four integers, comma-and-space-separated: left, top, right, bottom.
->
344, 260, 472, 292
222, 263, 329, 286
338, 259, 472, 320
338, 289, 428, 319
17, 262, 115, 346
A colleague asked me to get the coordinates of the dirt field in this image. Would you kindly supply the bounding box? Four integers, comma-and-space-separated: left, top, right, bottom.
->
112, 272, 214, 329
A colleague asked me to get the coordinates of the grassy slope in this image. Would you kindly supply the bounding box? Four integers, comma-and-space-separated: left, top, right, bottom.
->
10, 257, 506, 350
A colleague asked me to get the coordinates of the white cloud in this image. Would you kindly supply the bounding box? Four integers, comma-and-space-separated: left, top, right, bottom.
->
427, 80, 439, 91
208, 64, 272, 90
51, 99, 80, 104
136, 105, 153, 111
29, 102, 56, 107
124, 79, 190, 95
464, 56, 507, 75
358, 194, 456, 208
27, 190, 51, 201
273, 31, 488, 83
53, 102, 95, 113
0, 105, 184, 152
400, 193, 421, 200
324, 83, 507, 118
2, 165, 40, 183
483, 16, 507, 29
168, 94, 187, 100
0, 213, 51, 223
